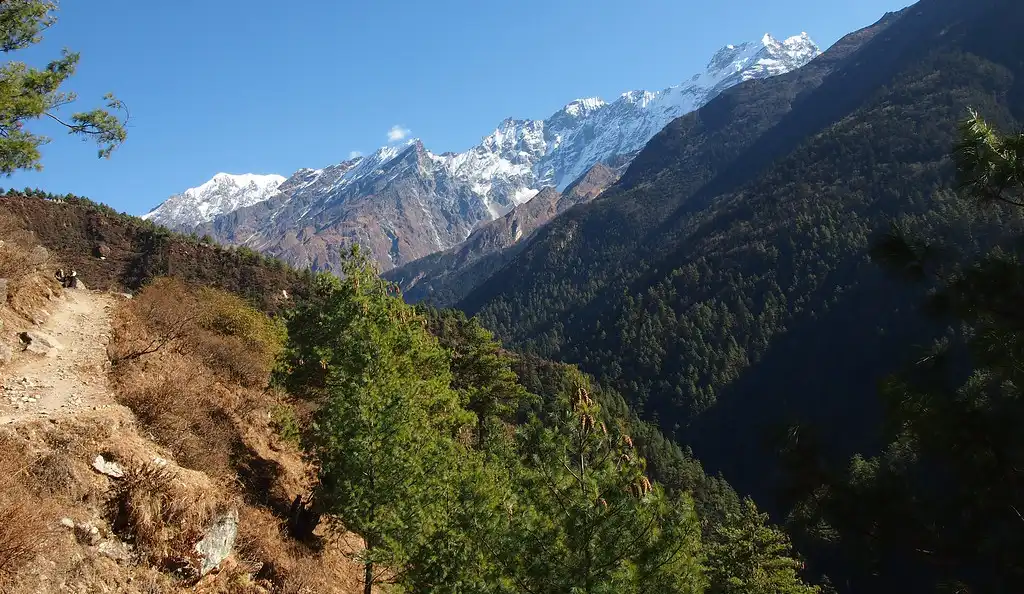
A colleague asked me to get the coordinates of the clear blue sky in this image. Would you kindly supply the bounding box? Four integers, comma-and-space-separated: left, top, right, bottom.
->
6, 0, 910, 215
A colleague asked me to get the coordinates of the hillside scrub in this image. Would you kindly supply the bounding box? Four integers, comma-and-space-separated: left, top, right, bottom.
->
0, 436, 57, 582
106, 276, 362, 591
0, 189, 313, 308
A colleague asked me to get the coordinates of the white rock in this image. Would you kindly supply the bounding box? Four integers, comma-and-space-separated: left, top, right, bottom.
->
91, 455, 124, 479
98, 540, 131, 563
194, 510, 238, 576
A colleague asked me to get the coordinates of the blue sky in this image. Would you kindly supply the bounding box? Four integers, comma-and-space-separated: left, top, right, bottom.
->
7, 0, 909, 215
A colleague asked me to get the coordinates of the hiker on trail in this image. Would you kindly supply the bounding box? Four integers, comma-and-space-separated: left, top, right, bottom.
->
56, 269, 78, 289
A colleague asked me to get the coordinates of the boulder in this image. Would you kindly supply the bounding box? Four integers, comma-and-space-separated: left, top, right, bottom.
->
194, 510, 238, 576
98, 540, 132, 563
20, 330, 63, 356
93, 244, 111, 259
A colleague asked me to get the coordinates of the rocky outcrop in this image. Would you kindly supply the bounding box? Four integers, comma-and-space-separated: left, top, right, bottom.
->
194, 509, 239, 576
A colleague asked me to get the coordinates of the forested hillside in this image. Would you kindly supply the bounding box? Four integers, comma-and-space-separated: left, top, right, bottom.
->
272, 249, 818, 593
0, 191, 312, 311
0, 188, 821, 592
461, 0, 1024, 513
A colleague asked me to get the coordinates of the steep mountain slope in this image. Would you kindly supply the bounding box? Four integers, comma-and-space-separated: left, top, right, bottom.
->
461, 0, 1024, 519
143, 173, 285, 228
384, 161, 623, 304
152, 33, 819, 272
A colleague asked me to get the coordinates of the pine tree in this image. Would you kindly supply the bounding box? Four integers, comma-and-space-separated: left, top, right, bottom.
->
797, 110, 1024, 592
0, 1, 128, 173
496, 380, 706, 593
704, 500, 818, 594
280, 247, 473, 594
418, 305, 534, 447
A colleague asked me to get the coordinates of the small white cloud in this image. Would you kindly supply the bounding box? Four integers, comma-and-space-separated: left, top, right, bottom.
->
348, 150, 363, 159
387, 125, 411, 143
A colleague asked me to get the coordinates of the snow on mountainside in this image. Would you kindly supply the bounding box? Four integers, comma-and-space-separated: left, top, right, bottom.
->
538, 33, 820, 189
153, 32, 820, 271
143, 173, 285, 227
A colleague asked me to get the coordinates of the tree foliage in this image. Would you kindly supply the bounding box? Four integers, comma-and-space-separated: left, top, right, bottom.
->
279, 247, 471, 593
271, 245, 821, 593
789, 111, 1024, 593
495, 384, 706, 594
0, 0, 128, 174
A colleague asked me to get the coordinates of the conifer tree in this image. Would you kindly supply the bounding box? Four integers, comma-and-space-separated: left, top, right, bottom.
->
496, 379, 706, 594
0, 1, 128, 173
280, 247, 472, 594
794, 110, 1024, 592
704, 500, 818, 594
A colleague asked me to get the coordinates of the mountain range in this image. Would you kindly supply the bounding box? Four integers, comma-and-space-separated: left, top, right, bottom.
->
143, 33, 820, 272
457, 0, 1024, 539
18, 0, 1024, 591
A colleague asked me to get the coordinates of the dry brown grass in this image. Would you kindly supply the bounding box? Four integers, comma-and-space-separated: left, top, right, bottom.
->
110, 353, 238, 479
104, 277, 363, 592
0, 415, 273, 594
109, 461, 232, 576
109, 278, 283, 388
235, 506, 362, 594
0, 212, 42, 281
0, 436, 55, 585
0, 210, 63, 323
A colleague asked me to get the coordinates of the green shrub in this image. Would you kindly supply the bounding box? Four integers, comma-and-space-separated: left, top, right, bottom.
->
270, 403, 302, 447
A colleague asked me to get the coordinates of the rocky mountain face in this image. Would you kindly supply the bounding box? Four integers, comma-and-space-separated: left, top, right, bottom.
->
383, 160, 623, 304
147, 33, 820, 271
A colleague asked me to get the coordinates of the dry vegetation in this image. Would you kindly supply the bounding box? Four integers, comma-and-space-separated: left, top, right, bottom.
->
0, 436, 58, 583
0, 214, 360, 592
0, 211, 62, 324
104, 276, 363, 592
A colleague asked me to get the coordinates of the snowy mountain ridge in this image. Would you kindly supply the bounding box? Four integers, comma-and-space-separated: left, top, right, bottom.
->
146, 32, 820, 270
142, 172, 285, 225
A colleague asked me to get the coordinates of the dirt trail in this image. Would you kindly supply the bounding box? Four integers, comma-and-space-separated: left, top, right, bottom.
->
0, 289, 118, 425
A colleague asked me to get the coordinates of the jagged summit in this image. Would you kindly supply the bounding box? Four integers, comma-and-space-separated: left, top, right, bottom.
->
148, 32, 820, 269
143, 172, 284, 226
560, 98, 608, 117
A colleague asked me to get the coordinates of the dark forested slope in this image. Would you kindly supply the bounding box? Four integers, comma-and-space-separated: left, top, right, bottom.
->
460, 0, 1024, 506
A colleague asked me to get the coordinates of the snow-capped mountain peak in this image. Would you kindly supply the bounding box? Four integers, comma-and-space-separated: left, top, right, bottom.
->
150, 31, 820, 271
143, 172, 285, 226
561, 97, 608, 118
